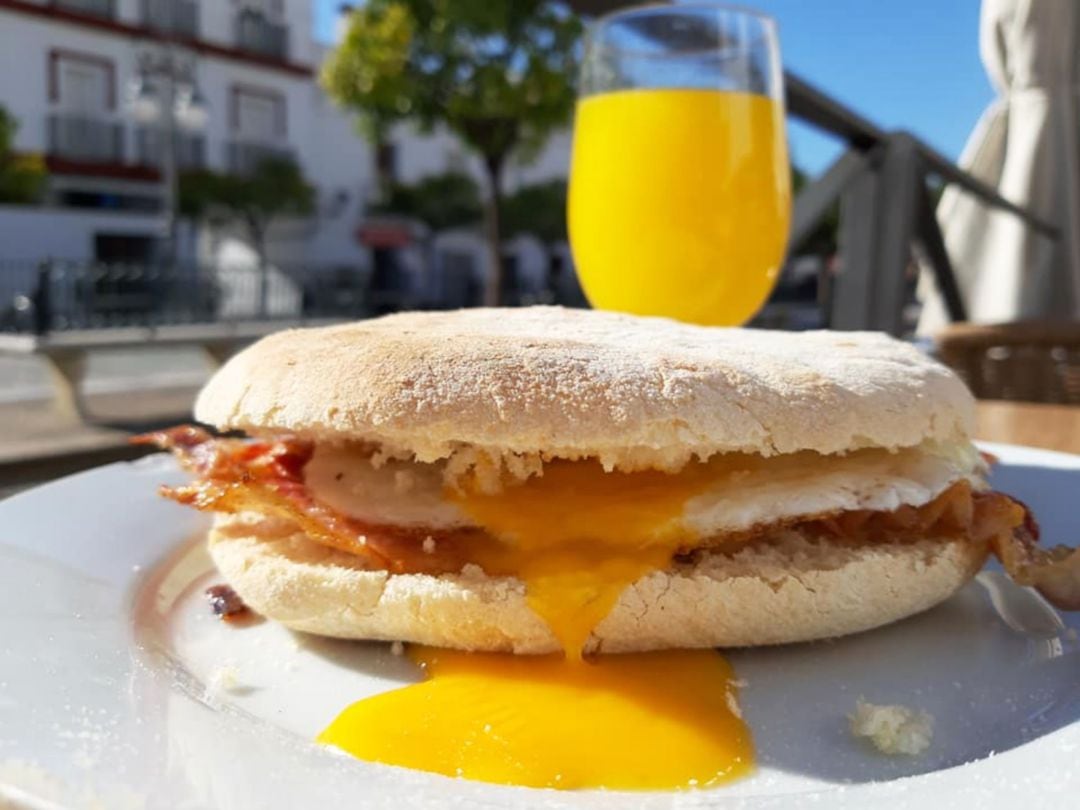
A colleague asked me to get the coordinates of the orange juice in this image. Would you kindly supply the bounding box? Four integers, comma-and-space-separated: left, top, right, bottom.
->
568, 88, 791, 325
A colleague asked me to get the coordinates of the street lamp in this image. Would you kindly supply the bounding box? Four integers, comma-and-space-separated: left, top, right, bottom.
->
175, 86, 209, 131
128, 47, 207, 266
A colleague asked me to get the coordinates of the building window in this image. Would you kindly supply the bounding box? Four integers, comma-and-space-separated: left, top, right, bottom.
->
227, 84, 292, 174
236, 0, 284, 18
53, 0, 116, 20
49, 50, 116, 111
47, 50, 123, 164
141, 0, 200, 39
235, 0, 289, 60
230, 85, 286, 141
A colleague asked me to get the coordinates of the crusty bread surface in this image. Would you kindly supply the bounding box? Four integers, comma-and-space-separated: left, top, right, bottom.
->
209, 514, 988, 653
194, 307, 974, 470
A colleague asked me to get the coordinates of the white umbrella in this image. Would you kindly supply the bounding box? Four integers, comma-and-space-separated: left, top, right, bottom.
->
917, 0, 1080, 334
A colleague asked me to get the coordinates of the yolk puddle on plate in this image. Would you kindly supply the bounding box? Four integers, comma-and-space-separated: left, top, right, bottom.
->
318, 646, 752, 790
318, 459, 755, 790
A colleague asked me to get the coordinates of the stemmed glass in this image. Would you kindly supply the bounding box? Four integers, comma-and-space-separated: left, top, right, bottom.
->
568, 3, 790, 325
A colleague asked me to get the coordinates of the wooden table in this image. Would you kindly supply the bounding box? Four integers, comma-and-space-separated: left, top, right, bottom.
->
975, 401, 1080, 455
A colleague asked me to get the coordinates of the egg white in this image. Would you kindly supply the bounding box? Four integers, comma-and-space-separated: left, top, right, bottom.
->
304, 441, 985, 538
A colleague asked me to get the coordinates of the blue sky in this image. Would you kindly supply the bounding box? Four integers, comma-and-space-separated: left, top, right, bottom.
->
313, 1, 993, 175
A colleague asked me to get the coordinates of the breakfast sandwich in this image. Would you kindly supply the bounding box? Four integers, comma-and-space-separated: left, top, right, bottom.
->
142, 306, 1079, 658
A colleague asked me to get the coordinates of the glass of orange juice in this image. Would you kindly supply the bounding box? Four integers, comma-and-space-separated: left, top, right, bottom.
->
569, 3, 791, 326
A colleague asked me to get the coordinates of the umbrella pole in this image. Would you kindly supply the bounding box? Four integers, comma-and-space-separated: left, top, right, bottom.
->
1058, 84, 1080, 316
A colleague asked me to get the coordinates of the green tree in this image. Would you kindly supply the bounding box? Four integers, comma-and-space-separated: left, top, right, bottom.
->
0, 106, 47, 204
179, 158, 316, 264
322, 0, 582, 305
371, 170, 483, 231
177, 167, 220, 222
502, 179, 567, 244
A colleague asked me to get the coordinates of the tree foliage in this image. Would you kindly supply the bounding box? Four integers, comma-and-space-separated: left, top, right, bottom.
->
177, 168, 222, 221
179, 158, 315, 258
322, 0, 582, 303
502, 179, 567, 243
370, 170, 483, 231
323, 1, 580, 158
0, 106, 47, 204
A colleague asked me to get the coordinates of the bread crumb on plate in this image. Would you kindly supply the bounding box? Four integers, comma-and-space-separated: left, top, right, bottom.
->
849, 698, 934, 755
206, 664, 247, 697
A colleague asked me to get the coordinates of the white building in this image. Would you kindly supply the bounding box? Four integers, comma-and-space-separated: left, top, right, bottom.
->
0, 0, 572, 287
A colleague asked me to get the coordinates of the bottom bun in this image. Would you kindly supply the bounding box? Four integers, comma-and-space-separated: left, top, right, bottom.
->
208, 514, 989, 653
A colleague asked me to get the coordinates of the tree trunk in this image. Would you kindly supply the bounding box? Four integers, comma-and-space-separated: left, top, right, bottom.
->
374, 131, 395, 197
482, 154, 505, 307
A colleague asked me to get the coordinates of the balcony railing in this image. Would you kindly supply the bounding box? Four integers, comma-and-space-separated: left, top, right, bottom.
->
141, 0, 199, 38
52, 0, 115, 18
47, 114, 124, 164
783, 72, 1057, 335
235, 9, 288, 60
226, 140, 295, 175
136, 127, 205, 170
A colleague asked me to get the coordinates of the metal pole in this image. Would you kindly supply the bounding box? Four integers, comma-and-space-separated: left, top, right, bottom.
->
830, 136, 922, 335
913, 185, 968, 323
868, 134, 921, 335
160, 1, 179, 269
832, 152, 882, 330
33, 259, 52, 336
786, 70, 1059, 235
1055, 82, 1080, 314
788, 150, 868, 253
785, 72, 884, 150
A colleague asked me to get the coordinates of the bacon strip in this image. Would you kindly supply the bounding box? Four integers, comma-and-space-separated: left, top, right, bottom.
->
135, 426, 1080, 609
133, 426, 479, 574
815, 481, 1080, 608
988, 506, 1080, 610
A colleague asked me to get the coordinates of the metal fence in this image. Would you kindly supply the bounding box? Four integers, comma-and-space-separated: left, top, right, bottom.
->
0, 262, 360, 334
54, 0, 115, 19
0, 260, 588, 335
47, 114, 124, 164
136, 127, 205, 169
235, 9, 289, 60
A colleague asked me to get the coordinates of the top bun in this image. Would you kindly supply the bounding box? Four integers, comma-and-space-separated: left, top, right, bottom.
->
195, 307, 974, 469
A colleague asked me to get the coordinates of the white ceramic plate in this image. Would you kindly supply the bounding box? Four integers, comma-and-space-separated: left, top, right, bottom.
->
1, 442, 1078, 809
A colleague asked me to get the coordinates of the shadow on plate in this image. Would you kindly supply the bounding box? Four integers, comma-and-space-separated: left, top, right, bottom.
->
292, 632, 421, 683
732, 576, 1080, 784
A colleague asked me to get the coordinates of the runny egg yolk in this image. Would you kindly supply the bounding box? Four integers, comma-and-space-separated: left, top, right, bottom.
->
318, 646, 752, 790
318, 459, 755, 790
451, 459, 728, 658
